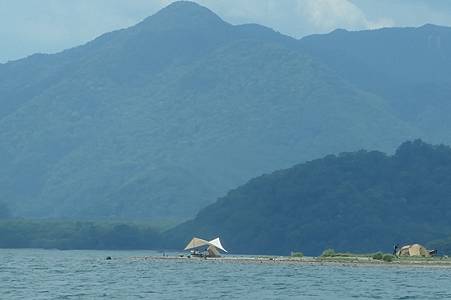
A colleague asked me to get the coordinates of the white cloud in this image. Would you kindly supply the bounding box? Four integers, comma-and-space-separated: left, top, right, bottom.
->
196, 0, 394, 37
299, 0, 394, 31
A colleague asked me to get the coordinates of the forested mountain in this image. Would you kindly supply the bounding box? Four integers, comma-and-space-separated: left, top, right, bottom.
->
299, 24, 451, 141
166, 140, 451, 255
0, 1, 450, 220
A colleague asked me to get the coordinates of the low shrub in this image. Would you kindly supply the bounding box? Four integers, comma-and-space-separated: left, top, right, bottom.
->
321, 248, 336, 257
291, 252, 304, 258
382, 254, 394, 262
372, 252, 384, 260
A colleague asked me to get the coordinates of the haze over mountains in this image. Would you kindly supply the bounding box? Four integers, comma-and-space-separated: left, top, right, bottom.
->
299, 25, 451, 141
1, 1, 451, 220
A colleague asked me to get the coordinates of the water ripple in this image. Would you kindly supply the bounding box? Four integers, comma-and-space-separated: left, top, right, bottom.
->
1, 249, 451, 299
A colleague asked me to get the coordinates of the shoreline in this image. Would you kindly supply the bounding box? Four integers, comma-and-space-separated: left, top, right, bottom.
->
132, 255, 451, 268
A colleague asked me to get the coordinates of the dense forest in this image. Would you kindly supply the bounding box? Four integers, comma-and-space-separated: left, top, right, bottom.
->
166, 140, 451, 255
1, 1, 451, 221
0, 220, 162, 250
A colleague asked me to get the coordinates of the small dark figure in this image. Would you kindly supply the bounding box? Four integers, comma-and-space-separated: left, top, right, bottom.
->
106, 256, 112, 260
393, 244, 399, 256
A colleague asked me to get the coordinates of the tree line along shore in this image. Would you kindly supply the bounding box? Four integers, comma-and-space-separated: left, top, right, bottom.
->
1, 219, 451, 258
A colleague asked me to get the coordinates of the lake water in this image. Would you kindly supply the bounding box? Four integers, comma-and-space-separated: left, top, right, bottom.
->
1, 249, 451, 299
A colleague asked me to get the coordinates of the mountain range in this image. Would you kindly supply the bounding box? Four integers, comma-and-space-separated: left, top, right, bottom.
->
1, 1, 451, 220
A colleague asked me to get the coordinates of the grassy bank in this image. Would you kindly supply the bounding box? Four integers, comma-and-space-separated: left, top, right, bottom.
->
307, 248, 451, 265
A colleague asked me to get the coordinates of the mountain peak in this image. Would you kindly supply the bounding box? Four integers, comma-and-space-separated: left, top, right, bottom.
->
140, 1, 226, 30
163, 1, 207, 11
417, 23, 451, 33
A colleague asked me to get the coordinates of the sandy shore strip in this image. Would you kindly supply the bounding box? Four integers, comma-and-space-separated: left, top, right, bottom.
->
128, 255, 451, 268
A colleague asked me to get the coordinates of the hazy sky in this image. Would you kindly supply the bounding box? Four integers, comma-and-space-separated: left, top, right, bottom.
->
1, 0, 451, 63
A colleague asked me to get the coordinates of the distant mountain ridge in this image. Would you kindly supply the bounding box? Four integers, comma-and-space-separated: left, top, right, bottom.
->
0, 1, 451, 220
166, 140, 451, 255
299, 24, 451, 140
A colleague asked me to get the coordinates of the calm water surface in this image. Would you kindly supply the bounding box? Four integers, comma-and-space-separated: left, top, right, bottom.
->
1, 249, 450, 299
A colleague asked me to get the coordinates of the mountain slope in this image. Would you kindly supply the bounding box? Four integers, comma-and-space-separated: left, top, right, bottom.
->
166, 140, 451, 255
0, 1, 446, 220
299, 25, 451, 141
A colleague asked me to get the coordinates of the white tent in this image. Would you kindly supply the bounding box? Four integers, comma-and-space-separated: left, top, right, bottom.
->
184, 237, 228, 257
207, 245, 220, 257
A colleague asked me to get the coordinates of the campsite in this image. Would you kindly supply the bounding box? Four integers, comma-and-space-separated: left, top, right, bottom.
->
136, 238, 451, 268
183, 237, 228, 258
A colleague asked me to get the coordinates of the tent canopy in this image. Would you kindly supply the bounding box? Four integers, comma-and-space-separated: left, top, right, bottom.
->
396, 243, 431, 257
184, 237, 209, 250
208, 237, 227, 253
184, 237, 227, 253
